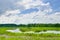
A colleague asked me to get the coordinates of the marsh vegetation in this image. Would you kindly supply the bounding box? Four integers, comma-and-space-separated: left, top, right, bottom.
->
0, 24, 60, 40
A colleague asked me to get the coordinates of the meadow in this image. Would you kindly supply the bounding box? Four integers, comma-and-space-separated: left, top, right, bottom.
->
0, 24, 60, 40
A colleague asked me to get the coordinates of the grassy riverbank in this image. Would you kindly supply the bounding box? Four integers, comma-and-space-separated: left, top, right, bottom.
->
0, 27, 60, 40
0, 24, 60, 40
0, 27, 60, 34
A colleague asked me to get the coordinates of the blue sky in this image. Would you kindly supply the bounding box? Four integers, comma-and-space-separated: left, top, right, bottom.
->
21, 8, 39, 14
43, 0, 60, 11
0, 0, 60, 24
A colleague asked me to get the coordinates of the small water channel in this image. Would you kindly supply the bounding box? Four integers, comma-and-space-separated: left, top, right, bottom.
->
6, 29, 60, 34
38, 30, 60, 34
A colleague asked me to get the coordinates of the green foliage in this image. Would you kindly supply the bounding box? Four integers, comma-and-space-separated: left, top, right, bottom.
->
0, 24, 60, 40
0, 23, 60, 27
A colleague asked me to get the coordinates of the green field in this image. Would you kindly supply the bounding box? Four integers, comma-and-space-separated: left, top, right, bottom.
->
0, 26, 60, 40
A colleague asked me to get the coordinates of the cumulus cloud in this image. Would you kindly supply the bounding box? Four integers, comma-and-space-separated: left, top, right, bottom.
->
4, 9, 20, 16
0, 0, 60, 24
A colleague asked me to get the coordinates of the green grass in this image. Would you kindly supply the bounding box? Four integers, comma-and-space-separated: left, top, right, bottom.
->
0, 27, 60, 40
0, 33, 60, 40
20, 27, 60, 32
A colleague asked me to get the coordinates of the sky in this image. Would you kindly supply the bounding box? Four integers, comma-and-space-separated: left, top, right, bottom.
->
0, 0, 60, 25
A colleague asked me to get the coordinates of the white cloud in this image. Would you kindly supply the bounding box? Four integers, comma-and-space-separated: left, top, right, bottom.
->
48, 12, 60, 23
4, 9, 20, 16
0, 0, 60, 24
0, 9, 20, 24
15, 0, 48, 9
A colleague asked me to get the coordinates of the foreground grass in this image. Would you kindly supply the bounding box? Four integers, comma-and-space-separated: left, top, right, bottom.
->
0, 36, 60, 40
0, 33, 60, 40
0, 27, 60, 40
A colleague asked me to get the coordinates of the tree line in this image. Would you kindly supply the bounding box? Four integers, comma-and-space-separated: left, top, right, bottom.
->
0, 23, 60, 27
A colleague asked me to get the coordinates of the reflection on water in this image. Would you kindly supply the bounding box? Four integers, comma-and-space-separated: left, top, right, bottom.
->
6, 29, 60, 34
39, 30, 60, 34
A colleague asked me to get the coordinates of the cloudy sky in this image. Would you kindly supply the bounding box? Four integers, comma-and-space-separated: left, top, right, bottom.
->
0, 0, 60, 24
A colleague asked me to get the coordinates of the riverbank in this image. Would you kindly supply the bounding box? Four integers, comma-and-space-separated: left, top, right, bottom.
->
0, 27, 60, 40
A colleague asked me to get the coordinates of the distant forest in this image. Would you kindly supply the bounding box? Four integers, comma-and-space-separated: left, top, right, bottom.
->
0, 23, 60, 27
